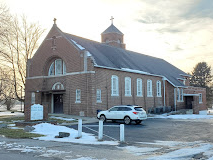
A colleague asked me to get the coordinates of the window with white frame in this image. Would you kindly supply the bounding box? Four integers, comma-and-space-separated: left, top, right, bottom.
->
111, 75, 119, 96
125, 77, 131, 96
48, 59, 66, 76
156, 81, 161, 97
31, 92, 35, 104
147, 79, 152, 97
137, 78, 143, 97
96, 89, 102, 103
177, 88, 180, 101
75, 89, 81, 103
199, 93, 202, 103
180, 88, 183, 101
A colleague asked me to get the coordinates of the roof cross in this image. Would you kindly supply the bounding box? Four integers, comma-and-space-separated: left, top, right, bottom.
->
53, 18, 57, 24
110, 16, 114, 24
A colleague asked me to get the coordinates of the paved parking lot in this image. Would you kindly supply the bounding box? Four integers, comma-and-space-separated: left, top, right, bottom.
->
68, 118, 213, 143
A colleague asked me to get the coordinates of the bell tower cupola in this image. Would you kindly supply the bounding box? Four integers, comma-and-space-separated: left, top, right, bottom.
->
101, 16, 126, 49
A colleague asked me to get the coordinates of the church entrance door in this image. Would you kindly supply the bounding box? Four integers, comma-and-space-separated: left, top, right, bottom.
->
54, 94, 63, 113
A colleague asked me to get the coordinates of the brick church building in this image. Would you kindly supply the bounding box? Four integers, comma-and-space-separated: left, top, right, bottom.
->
25, 19, 206, 118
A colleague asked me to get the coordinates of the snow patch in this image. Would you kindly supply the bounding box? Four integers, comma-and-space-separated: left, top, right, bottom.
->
71, 39, 85, 50
118, 146, 161, 156
149, 114, 213, 119
49, 116, 75, 121
121, 68, 150, 75
0, 111, 24, 117
148, 144, 213, 160
32, 123, 118, 145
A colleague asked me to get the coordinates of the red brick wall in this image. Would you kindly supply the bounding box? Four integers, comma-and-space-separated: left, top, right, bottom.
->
92, 67, 164, 114
184, 86, 207, 113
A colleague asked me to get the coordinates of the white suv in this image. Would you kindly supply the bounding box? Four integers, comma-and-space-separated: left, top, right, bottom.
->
97, 105, 147, 125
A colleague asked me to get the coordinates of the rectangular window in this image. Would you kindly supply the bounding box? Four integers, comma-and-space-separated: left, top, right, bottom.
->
75, 89, 81, 103
63, 61, 66, 74
137, 78, 142, 97
111, 75, 119, 96
180, 88, 183, 102
199, 93, 202, 103
147, 80, 152, 97
96, 89, 102, 103
125, 77, 131, 96
31, 92, 35, 104
55, 59, 62, 75
177, 88, 180, 101
156, 81, 161, 97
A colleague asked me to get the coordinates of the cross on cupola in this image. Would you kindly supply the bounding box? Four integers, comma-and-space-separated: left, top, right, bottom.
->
110, 16, 114, 24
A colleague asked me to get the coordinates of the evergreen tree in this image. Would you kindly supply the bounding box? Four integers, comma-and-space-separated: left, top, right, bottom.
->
190, 62, 213, 107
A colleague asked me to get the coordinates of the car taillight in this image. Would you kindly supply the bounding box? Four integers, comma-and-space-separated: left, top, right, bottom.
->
133, 112, 139, 115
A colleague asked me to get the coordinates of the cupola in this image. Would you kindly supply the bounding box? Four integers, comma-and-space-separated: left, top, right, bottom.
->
101, 17, 126, 49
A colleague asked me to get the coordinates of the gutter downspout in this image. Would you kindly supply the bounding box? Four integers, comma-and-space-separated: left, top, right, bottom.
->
174, 88, 177, 112
162, 77, 166, 107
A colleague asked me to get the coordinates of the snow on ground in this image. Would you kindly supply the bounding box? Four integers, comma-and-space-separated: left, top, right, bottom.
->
117, 146, 161, 156
148, 114, 213, 119
49, 116, 76, 121
0, 141, 73, 159
0, 111, 24, 117
31, 123, 118, 145
120, 141, 213, 160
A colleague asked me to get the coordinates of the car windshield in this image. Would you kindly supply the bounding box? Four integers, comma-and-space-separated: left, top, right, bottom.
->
134, 107, 144, 111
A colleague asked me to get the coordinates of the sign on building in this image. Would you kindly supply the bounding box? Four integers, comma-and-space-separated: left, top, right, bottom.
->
31, 104, 43, 120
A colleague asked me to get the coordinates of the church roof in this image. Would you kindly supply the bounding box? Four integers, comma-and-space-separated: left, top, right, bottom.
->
101, 24, 124, 35
63, 32, 187, 87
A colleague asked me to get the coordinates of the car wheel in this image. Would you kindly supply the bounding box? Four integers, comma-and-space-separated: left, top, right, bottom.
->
124, 116, 131, 125
135, 120, 142, 124
100, 115, 106, 122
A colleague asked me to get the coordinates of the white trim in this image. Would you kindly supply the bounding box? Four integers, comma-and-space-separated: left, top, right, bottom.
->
95, 65, 163, 77
94, 65, 185, 88
183, 94, 199, 96
52, 82, 64, 90
163, 78, 166, 106
174, 88, 177, 111
27, 71, 95, 80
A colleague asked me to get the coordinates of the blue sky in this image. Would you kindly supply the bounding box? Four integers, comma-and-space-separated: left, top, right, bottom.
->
1, 0, 213, 73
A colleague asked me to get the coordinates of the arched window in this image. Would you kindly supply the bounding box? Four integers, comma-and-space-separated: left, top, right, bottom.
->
137, 78, 143, 97
147, 79, 152, 97
125, 77, 131, 96
156, 81, 161, 97
52, 82, 64, 90
48, 59, 66, 76
111, 75, 119, 96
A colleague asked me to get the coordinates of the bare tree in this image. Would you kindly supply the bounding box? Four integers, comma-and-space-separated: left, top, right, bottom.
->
0, 68, 16, 110
0, 5, 45, 102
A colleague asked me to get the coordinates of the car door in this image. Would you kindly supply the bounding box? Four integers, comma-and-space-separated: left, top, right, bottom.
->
106, 107, 119, 119
119, 107, 132, 119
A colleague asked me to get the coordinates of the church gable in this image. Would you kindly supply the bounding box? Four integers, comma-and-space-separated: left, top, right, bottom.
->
27, 23, 85, 78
